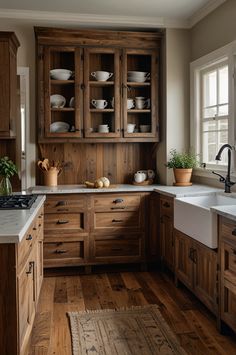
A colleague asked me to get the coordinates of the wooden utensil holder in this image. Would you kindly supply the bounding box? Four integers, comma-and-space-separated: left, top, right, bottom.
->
44, 169, 58, 187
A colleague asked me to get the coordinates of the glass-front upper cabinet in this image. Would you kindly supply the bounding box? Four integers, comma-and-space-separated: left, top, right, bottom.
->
43, 46, 83, 138
83, 48, 121, 138
122, 49, 159, 139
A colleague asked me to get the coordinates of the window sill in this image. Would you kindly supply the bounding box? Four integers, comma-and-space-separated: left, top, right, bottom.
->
193, 167, 236, 180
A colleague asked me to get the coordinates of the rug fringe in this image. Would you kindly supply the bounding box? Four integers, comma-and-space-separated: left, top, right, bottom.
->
67, 304, 158, 316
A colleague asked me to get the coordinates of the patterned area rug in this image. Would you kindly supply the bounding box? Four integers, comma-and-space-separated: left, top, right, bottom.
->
67, 305, 187, 355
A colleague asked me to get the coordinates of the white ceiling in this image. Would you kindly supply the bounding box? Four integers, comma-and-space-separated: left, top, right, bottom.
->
0, 0, 226, 28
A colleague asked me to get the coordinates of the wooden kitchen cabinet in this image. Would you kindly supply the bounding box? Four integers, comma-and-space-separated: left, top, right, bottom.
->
159, 195, 174, 271
0, 32, 20, 137
175, 229, 218, 314
35, 27, 162, 142
43, 194, 89, 268
219, 216, 236, 333
0, 206, 44, 355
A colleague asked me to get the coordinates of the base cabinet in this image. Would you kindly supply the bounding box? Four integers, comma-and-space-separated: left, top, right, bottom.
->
175, 229, 218, 314
219, 216, 236, 333
0, 206, 44, 355
160, 195, 174, 270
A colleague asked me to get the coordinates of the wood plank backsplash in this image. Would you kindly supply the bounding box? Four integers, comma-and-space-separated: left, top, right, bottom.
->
38, 143, 156, 184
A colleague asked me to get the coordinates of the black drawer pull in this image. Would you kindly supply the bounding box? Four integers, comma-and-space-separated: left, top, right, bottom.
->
188, 247, 193, 261
56, 201, 66, 207
111, 207, 125, 210
55, 249, 68, 254
26, 261, 34, 274
26, 234, 33, 241
57, 220, 69, 225
232, 228, 236, 236
163, 202, 170, 208
112, 219, 123, 223
33, 227, 37, 231
113, 198, 124, 204
57, 208, 69, 212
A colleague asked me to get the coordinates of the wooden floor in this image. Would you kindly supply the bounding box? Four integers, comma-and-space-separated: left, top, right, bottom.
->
29, 270, 236, 355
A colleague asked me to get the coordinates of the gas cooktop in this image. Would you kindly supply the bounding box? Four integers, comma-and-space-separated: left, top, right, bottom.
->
0, 195, 37, 209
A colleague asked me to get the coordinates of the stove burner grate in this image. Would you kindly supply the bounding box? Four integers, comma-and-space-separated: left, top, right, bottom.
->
0, 195, 37, 209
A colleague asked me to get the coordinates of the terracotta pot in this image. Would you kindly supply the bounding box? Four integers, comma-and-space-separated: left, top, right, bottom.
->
173, 168, 193, 186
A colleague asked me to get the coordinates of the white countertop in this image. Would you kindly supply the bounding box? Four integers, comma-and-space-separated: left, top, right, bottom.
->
211, 205, 236, 222
154, 184, 222, 197
0, 195, 46, 244
30, 184, 160, 194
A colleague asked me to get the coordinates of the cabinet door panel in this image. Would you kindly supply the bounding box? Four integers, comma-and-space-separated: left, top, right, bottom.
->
160, 215, 174, 270
175, 230, 193, 289
221, 279, 236, 330
194, 242, 217, 314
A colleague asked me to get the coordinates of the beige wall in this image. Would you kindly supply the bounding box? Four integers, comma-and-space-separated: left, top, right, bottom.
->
157, 28, 190, 185
191, 0, 236, 61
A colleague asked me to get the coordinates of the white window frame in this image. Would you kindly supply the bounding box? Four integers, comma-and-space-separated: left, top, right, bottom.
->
190, 41, 236, 178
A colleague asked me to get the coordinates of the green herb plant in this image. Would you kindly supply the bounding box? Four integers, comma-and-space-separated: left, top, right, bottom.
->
166, 149, 199, 169
0, 156, 18, 178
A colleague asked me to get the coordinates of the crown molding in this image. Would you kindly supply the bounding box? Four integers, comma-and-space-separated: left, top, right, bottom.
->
189, 0, 226, 27
0, 8, 189, 29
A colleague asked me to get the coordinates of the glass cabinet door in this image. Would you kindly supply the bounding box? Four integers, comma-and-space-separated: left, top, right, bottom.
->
84, 48, 121, 138
44, 46, 83, 138
122, 49, 159, 139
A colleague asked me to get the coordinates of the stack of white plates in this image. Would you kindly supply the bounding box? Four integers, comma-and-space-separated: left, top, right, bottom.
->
127, 71, 149, 83
50, 121, 70, 133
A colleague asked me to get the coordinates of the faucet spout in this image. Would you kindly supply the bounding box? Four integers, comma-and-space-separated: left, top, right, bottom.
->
213, 144, 235, 193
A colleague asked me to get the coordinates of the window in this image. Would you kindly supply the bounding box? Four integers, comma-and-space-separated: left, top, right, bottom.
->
191, 41, 236, 175
201, 62, 228, 166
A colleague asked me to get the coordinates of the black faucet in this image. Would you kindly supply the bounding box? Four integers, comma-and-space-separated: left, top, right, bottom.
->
212, 144, 235, 193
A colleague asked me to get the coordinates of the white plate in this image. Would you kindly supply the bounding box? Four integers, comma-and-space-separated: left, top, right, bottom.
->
50, 121, 70, 133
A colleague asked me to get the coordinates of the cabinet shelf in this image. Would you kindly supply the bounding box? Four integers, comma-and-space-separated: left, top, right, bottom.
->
51, 108, 75, 112
127, 82, 151, 87
89, 81, 114, 86
50, 79, 75, 85
127, 109, 151, 113
90, 109, 114, 113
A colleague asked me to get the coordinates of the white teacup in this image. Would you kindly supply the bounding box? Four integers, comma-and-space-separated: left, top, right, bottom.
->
127, 98, 134, 110
134, 172, 146, 183
91, 99, 108, 109
98, 124, 109, 133
91, 71, 113, 82
127, 123, 136, 133
135, 97, 147, 109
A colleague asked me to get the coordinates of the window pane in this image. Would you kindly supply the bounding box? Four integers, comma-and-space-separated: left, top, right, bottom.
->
203, 131, 217, 163
218, 104, 228, 116
203, 70, 217, 107
203, 106, 217, 118
203, 121, 217, 131
219, 119, 228, 130
219, 66, 228, 104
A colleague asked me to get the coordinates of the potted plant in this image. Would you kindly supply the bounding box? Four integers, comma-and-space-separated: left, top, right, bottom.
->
0, 156, 18, 195
166, 149, 199, 186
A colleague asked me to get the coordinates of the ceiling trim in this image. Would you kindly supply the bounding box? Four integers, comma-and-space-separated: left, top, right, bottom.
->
0, 8, 189, 29
189, 0, 226, 27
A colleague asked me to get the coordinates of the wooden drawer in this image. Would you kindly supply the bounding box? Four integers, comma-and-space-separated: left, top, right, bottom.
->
45, 194, 86, 213
219, 217, 236, 243
44, 213, 84, 231
160, 196, 173, 217
221, 240, 236, 282
17, 224, 36, 272
94, 211, 141, 230
94, 239, 141, 258
93, 194, 141, 211
44, 241, 85, 267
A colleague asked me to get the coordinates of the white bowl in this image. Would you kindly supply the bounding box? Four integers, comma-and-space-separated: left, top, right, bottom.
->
50, 94, 66, 108
128, 71, 148, 76
50, 121, 70, 133
140, 125, 151, 133
128, 76, 147, 83
50, 69, 72, 80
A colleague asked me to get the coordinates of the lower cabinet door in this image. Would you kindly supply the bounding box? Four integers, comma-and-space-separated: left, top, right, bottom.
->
175, 230, 193, 289
221, 278, 236, 331
194, 242, 217, 314
18, 259, 35, 352
161, 215, 174, 270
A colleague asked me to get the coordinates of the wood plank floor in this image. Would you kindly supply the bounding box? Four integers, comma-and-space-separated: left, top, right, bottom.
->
29, 271, 236, 355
